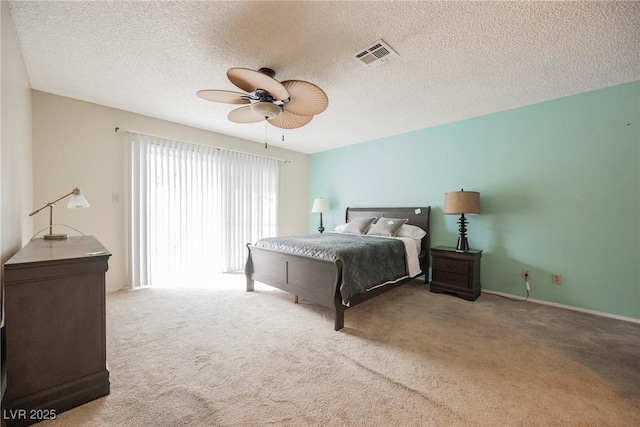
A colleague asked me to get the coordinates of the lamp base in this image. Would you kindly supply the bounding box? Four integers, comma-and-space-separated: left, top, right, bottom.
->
318, 212, 325, 234
455, 213, 470, 251
456, 236, 470, 252
44, 233, 69, 240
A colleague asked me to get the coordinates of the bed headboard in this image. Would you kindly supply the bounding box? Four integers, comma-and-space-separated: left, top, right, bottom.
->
345, 206, 431, 275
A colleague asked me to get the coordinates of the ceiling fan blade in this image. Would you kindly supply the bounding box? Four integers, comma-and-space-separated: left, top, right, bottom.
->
227, 68, 289, 101
268, 110, 313, 129
281, 80, 329, 116
228, 106, 264, 124
196, 89, 250, 105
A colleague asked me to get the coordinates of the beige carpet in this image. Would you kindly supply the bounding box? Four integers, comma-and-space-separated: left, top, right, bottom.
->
41, 275, 639, 426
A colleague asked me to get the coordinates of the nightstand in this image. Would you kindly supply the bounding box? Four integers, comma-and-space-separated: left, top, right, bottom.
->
430, 246, 482, 301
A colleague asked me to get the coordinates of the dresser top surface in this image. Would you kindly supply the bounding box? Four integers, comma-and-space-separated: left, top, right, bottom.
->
4, 236, 110, 267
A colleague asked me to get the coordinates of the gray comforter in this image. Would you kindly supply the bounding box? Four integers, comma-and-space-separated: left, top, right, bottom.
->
254, 233, 407, 303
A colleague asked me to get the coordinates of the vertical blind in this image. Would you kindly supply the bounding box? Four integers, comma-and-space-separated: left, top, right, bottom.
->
128, 133, 279, 288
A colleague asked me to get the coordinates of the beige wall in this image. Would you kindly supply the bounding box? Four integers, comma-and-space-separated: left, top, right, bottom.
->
1, 1, 33, 265
32, 91, 310, 291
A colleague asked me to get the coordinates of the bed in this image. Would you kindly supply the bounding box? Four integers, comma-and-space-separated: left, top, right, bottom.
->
245, 206, 431, 330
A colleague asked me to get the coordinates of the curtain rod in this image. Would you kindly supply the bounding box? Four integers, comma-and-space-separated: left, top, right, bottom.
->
114, 127, 291, 163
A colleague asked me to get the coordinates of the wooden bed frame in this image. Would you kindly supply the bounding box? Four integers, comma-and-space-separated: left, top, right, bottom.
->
245, 207, 431, 330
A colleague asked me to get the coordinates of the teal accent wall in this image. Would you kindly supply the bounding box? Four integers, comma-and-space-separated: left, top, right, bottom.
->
310, 81, 640, 319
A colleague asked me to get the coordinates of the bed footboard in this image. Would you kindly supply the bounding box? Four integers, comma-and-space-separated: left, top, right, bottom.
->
245, 244, 345, 330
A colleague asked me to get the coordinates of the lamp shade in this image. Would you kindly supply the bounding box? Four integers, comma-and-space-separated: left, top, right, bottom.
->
444, 190, 480, 215
67, 188, 90, 209
250, 101, 282, 119
311, 198, 330, 213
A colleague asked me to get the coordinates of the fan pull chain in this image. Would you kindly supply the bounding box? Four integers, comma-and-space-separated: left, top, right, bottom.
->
264, 119, 268, 149
282, 129, 285, 143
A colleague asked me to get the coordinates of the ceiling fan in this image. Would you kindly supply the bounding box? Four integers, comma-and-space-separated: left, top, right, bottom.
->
197, 67, 328, 130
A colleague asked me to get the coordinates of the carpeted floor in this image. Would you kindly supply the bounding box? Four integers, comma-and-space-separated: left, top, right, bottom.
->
41, 275, 640, 426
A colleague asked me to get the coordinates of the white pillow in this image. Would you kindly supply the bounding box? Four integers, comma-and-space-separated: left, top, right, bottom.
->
396, 224, 427, 239
334, 223, 348, 232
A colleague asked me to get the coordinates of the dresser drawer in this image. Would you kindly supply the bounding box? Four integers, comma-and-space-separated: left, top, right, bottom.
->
433, 271, 469, 288
433, 257, 469, 275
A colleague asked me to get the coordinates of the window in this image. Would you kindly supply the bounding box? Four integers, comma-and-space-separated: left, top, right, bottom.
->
128, 133, 278, 288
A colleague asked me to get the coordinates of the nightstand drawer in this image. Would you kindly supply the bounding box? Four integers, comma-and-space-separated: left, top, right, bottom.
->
433, 257, 469, 274
433, 271, 469, 288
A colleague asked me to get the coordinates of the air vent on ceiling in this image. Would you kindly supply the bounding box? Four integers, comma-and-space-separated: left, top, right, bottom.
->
353, 39, 399, 69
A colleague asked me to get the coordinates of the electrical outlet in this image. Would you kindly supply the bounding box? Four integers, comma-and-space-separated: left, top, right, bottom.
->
552, 273, 562, 285
522, 268, 530, 278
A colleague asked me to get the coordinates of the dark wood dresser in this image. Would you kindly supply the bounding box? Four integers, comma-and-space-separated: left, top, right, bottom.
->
1, 236, 110, 426
430, 246, 482, 301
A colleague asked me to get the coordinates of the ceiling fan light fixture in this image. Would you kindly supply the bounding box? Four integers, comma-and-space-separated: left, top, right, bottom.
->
198, 67, 327, 130
251, 101, 282, 119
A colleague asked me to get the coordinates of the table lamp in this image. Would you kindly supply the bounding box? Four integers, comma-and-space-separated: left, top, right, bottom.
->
311, 198, 330, 233
444, 189, 480, 251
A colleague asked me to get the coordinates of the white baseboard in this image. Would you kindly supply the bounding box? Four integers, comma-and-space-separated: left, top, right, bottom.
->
481, 289, 640, 324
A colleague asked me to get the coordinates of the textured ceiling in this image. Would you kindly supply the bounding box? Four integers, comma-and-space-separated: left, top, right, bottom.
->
8, 1, 640, 154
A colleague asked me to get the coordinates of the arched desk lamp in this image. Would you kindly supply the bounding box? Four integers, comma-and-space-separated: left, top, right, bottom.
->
29, 188, 90, 240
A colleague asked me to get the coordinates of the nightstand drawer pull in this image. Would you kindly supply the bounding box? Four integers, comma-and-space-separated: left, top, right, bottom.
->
434, 258, 469, 274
